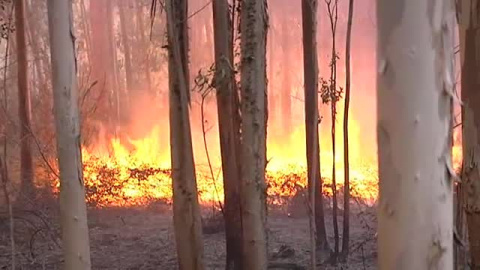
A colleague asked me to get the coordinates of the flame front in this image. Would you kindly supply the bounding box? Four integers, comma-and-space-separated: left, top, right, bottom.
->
48, 116, 463, 207
49, 117, 384, 207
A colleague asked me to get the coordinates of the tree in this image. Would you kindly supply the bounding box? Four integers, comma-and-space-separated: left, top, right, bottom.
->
46, 0, 92, 268
301, 0, 322, 267
377, 0, 455, 268
280, 10, 292, 136
89, 0, 118, 132
459, 0, 480, 267
212, 0, 243, 269
239, 0, 269, 268
165, 0, 205, 269
118, 0, 134, 93
322, 0, 341, 260
15, 0, 33, 199
135, 0, 152, 92
341, 0, 354, 261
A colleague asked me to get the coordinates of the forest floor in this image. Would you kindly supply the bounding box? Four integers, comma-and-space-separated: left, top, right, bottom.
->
0, 199, 377, 269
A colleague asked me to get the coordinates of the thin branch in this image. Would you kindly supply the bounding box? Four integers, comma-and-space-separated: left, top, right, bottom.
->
187, 1, 212, 20
200, 94, 224, 213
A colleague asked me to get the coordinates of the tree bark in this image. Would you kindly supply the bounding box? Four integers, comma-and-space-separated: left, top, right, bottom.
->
15, 0, 34, 199
301, 0, 320, 267
212, 0, 243, 269
239, 0, 269, 268
46, 0, 92, 268
377, 0, 455, 268
341, 0, 354, 261
459, 0, 480, 268
165, 0, 205, 269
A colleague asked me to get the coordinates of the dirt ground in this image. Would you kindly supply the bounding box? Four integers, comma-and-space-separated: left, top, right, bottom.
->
0, 201, 377, 270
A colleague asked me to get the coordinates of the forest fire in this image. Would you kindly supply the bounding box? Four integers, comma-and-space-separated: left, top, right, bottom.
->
48, 116, 462, 207
48, 120, 381, 207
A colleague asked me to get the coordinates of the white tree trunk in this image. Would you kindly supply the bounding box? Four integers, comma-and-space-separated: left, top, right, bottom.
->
240, 0, 268, 269
377, 0, 455, 268
46, 0, 91, 269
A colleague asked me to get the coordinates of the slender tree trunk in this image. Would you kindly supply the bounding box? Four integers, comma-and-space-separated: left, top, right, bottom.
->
377, 0, 455, 268
165, 0, 204, 269
136, 1, 152, 92
212, 0, 243, 269
90, 0, 116, 131
314, 144, 329, 252
25, 1, 47, 96
326, 0, 340, 260
15, 0, 34, 199
459, 0, 480, 268
267, 24, 276, 128
119, 1, 134, 93
46, 0, 92, 268
79, 0, 92, 66
106, 0, 121, 131
302, 0, 319, 267
239, 0, 268, 268
281, 19, 292, 137
341, 0, 354, 261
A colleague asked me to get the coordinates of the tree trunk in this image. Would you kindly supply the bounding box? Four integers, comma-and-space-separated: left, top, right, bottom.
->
326, 0, 340, 260
239, 0, 268, 268
46, 0, 92, 268
79, 0, 92, 66
119, 1, 134, 93
212, 0, 243, 269
90, 0, 116, 131
301, 0, 319, 267
267, 23, 276, 129
314, 144, 329, 252
165, 0, 205, 269
377, 0, 455, 268
341, 0, 354, 261
15, 0, 33, 200
106, 0, 121, 132
459, 0, 480, 268
136, 1, 152, 92
281, 18, 292, 137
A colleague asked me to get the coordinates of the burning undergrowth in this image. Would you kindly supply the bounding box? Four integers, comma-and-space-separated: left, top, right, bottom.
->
45, 156, 378, 208
39, 122, 379, 208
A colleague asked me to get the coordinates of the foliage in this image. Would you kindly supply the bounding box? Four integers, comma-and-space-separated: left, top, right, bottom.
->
320, 53, 343, 107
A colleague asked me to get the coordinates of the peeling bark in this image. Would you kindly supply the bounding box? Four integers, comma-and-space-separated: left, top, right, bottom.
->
47, 0, 92, 268
377, 0, 455, 268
